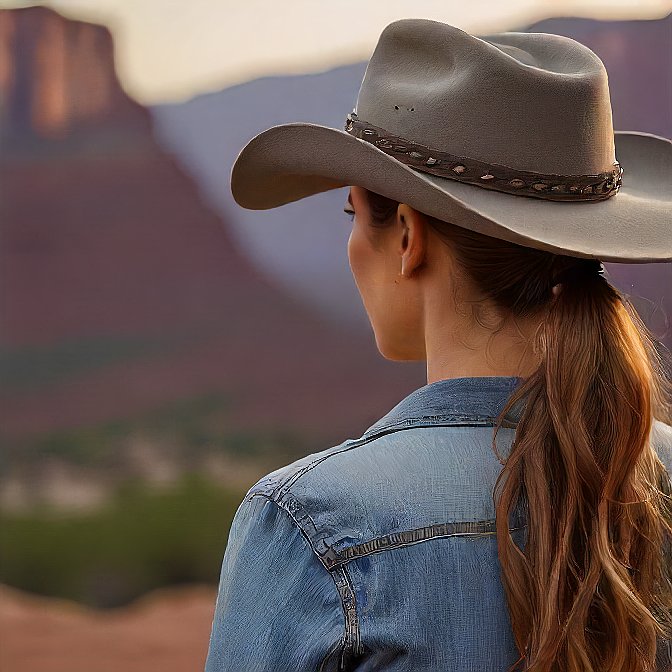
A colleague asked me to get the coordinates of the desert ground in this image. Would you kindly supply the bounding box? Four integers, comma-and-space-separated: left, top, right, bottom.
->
0, 583, 217, 672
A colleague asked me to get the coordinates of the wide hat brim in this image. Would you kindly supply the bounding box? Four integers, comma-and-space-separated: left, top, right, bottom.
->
230, 123, 672, 263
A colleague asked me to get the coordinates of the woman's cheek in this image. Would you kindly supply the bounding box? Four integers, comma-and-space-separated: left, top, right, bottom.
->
348, 226, 384, 321
347, 227, 368, 286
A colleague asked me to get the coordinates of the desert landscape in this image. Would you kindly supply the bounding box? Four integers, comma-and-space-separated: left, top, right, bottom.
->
1, 4, 670, 671
0, 583, 216, 672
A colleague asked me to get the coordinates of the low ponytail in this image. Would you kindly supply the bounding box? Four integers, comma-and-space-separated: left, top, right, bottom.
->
360, 187, 672, 672
493, 262, 672, 672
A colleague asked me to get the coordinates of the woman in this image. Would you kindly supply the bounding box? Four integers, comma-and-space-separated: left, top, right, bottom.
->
205, 18, 672, 672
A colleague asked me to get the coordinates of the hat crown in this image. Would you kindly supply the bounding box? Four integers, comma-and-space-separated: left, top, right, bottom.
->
354, 19, 617, 176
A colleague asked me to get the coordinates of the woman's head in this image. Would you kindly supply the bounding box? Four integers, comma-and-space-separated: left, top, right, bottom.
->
344, 185, 426, 361
345, 184, 672, 672
345, 185, 593, 381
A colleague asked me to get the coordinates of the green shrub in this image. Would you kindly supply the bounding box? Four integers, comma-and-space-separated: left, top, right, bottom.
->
0, 472, 245, 608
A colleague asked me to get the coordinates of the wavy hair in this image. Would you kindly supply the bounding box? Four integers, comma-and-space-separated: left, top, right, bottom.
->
360, 187, 672, 672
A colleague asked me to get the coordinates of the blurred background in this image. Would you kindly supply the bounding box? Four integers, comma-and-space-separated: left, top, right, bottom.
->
0, 1, 670, 670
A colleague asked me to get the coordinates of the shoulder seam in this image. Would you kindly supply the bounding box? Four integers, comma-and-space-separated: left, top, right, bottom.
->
248, 491, 328, 568
248, 493, 360, 665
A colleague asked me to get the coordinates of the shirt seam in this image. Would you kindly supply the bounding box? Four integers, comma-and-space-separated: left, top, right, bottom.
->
321, 520, 528, 570
248, 491, 330, 570
248, 493, 358, 664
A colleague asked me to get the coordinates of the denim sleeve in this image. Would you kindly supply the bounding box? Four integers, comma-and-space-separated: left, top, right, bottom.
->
204, 493, 346, 672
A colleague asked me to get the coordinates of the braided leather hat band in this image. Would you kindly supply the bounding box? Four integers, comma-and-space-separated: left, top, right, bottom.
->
345, 112, 623, 202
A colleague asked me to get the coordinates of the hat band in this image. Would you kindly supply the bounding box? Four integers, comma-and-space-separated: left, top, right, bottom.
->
344, 112, 623, 202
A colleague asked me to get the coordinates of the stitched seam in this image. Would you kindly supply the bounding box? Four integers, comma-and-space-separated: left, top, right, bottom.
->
272, 419, 513, 501
247, 494, 353, 668
324, 520, 527, 569
329, 525, 527, 567
247, 492, 326, 565
332, 565, 361, 661
368, 414, 518, 434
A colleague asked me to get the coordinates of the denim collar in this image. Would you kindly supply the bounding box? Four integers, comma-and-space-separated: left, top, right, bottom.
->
363, 375, 527, 436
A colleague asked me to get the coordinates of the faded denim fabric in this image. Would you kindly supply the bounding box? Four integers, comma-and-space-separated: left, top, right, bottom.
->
204, 375, 672, 672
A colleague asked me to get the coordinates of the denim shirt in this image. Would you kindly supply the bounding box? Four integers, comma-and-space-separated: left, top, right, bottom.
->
204, 375, 672, 671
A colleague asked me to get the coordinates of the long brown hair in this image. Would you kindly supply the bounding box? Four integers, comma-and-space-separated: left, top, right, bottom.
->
360, 187, 672, 672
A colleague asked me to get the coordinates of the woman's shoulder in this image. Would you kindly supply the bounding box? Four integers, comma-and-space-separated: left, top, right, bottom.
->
245, 420, 504, 503
241, 422, 518, 565
243, 433, 365, 502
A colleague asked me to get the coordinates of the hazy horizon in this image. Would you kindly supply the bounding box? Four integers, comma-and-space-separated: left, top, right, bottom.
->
3, 0, 672, 105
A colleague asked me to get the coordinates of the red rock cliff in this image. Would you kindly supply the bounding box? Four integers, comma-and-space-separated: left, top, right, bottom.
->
0, 6, 150, 142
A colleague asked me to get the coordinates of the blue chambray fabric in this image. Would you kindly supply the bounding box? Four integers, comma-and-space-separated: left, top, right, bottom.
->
204, 375, 672, 671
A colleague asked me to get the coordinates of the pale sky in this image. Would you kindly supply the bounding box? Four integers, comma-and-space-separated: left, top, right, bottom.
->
5, 0, 672, 104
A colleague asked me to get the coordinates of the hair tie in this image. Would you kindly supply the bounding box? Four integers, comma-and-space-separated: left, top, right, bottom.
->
550, 259, 605, 287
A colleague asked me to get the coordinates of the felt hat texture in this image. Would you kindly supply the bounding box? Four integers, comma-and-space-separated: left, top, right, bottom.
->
230, 18, 671, 263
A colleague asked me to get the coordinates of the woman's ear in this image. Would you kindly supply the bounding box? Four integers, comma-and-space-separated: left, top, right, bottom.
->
398, 205, 427, 278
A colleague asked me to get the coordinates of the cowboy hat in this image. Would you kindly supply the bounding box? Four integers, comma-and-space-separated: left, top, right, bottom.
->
229, 18, 671, 263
